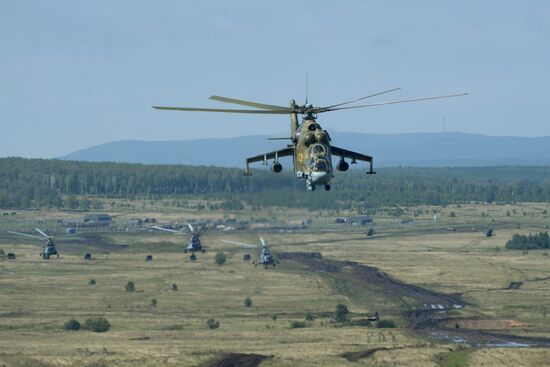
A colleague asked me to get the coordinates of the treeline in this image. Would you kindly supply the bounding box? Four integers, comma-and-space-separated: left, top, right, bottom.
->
505, 232, 550, 250
2, 157, 550, 210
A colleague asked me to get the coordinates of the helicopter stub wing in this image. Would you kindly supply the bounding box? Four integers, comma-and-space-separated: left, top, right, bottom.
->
244, 147, 294, 175
330, 146, 373, 163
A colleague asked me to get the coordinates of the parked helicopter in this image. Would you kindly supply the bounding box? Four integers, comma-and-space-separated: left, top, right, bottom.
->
222, 237, 279, 269
151, 224, 205, 259
8, 228, 59, 259
154, 88, 466, 191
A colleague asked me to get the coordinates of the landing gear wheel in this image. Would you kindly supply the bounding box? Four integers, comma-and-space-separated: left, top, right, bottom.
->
189, 254, 197, 261
184, 249, 188, 253
307, 184, 315, 191
324, 184, 331, 191
201, 249, 206, 253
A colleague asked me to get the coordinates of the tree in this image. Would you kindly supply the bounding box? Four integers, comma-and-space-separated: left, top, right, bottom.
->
290, 321, 306, 329
83, 317, 110, 332
244, 297, 252, 308
151, 299, 157, 308
64, 319, 80, 331
215, 252, 226, 265
125, 281, 135, 292
171, 283, 178, 291
207, 318, 220, 329
335, 304, 349, 323
65, 195, 79, 209
377, 319, 396, 328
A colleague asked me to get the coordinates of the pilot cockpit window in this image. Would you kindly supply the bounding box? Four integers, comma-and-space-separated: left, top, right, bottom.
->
311, 159, 328, 172
308, 124, 319, 131
309, 144, 327, 157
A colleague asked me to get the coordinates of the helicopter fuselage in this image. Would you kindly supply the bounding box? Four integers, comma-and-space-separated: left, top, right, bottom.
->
292, 115, 334, 190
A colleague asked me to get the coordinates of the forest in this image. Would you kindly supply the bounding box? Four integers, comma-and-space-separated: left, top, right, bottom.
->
505, 232, 550, 250
2, 157, 550, 210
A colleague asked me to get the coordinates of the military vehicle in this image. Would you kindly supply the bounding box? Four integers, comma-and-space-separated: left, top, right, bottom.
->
154, 89, 466, 191
146, 255, 153, 262
8, 228, 59, 259
486, 227, 494, 237
152, 223, 205, 260
7, 253, 16, 260
84, 253, 92, 260
366, 228, 375, 237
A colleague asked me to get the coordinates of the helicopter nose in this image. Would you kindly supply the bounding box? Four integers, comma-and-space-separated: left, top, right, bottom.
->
310, 171, 331, 185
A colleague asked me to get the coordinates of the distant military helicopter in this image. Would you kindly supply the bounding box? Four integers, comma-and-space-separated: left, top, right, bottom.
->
222, 237, 279, 269
154, 88, 467, 191
151, 224, 205, 259
8, 228, 59, 259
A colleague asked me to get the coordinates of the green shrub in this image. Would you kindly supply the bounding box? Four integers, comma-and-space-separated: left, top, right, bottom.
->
171, 283, 178, 291
351, 318, 372, 327
271, 314, 278, 321
89, 279, 96, 285
377, 319, 396, 328
290, 321, 306, 329
125, 281, 135, 292
244, 297, 252, 308
151, 299, 157, 308
335, 304, 349, 323
83, 317, 110, 332
64, 319, 80, 331
305, 312, 314, 321
215, 252, 226, 265
207, 318, 220, 329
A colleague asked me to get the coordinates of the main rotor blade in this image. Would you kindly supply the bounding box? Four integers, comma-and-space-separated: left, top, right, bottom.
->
260, 237, 267, 247
8, 231, 43, 240
151, 226, 182, 234
317, 87, 402, 111
221, 239, 258, 248
153, 106, 290, 114
187, 224, 194, 233
209, 96, 289, 111
35, 228, 50, 239
324, 93, 468, 112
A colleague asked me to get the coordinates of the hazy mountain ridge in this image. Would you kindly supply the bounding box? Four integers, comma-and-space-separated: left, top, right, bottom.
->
60, 132, 550, 167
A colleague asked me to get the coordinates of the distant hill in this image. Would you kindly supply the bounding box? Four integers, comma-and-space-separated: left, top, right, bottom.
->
60, 132, 550, 167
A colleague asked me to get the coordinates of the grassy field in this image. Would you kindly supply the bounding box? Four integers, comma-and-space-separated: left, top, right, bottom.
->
2, 203, 550, 366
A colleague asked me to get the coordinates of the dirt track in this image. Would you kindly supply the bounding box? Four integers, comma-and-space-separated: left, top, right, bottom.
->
280, 252, 550, 347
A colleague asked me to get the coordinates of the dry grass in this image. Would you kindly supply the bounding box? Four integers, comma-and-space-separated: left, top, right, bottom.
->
1, 202, 550, 366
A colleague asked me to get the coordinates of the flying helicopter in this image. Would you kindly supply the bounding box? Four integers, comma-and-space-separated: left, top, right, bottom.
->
151, 223, 205, 259
154, 88, 467, 191
8, 228, 59, 259
222, 237, 279, 269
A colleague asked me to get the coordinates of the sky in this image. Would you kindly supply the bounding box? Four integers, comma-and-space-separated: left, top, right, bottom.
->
1, 0, 549, 158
